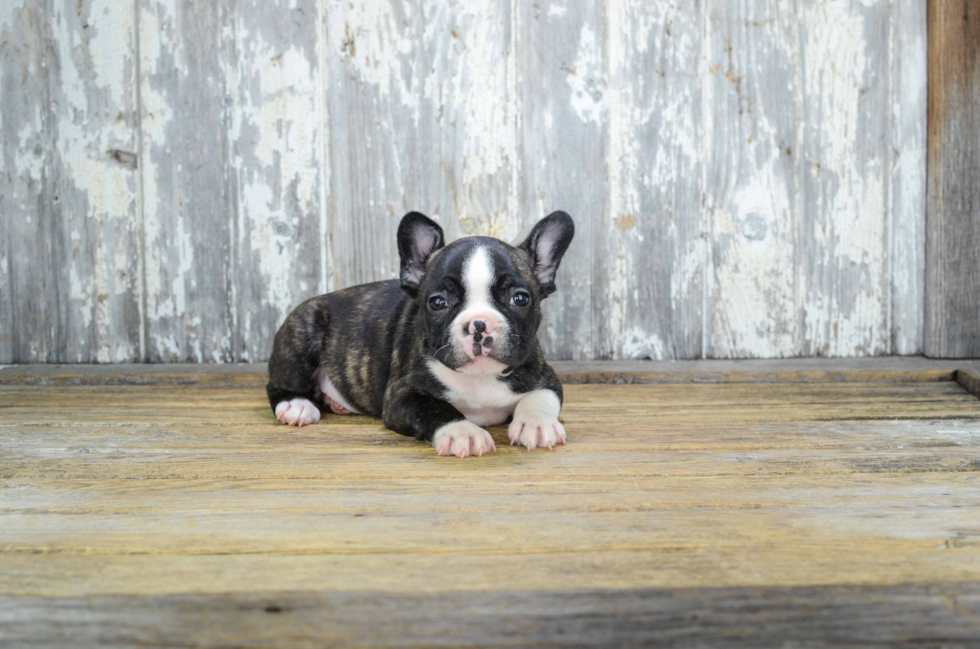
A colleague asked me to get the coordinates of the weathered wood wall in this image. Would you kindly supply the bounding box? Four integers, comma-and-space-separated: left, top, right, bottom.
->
0, 0, 928, 363
926, 0, 980, 358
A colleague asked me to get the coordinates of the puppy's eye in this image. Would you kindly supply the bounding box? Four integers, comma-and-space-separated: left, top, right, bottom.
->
510, 291, 531, 307
428, 295, 449, 311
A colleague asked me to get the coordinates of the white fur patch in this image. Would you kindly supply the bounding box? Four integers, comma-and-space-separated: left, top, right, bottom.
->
451, 246, 510, 362
318, 370, 361, 414
428, 359, 523, 427
463, 246, 495, 312
508, 389, 565, 450
275, 398, 321, 427
432, 420, 496, 458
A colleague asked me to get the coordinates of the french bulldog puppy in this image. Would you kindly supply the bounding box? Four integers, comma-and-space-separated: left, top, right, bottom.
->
266, 211, 574, 458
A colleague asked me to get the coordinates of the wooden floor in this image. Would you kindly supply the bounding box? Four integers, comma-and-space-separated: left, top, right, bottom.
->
2, 363, 980, 646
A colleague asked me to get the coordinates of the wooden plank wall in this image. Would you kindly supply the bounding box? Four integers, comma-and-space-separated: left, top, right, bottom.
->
926, 0, 980, 358
0, 0, 928, 363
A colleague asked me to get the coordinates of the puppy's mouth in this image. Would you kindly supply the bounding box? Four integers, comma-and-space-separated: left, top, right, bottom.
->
431, 343, 509, 375
455, 355, 509, 375
431, 317, 518, 374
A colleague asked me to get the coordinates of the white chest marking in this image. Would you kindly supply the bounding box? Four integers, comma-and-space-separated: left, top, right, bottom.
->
427, 359, 524, 427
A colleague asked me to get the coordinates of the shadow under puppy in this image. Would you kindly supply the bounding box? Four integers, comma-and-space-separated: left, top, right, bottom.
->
266, 211, 574, 458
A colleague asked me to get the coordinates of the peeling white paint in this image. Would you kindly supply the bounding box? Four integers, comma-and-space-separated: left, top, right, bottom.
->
232, 32, 319, 346
889, 0, 927, 355
331, 0, 418, 113
605, 1, 640, 355
548, 4, 567, 18
800, 1, 888, 357
566, 24, 606, 125
0, 0, 929, 363
425, 0, 521, 240
621, 327, 667, 360
45, 0, 140, 362
138, 0, 179, 345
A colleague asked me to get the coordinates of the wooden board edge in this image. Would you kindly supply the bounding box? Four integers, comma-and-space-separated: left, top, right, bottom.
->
558, 369, 958, 385
0, 373, 268, 388
0, 368, 964, 387
956, 369, 980, 399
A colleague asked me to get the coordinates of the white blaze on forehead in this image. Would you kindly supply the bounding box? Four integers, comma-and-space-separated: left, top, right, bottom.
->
462, 246, 495, 310
452, 245, 509, 364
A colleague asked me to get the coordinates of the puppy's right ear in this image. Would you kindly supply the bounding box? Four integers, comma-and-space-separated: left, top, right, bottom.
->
397, 212, 445, 297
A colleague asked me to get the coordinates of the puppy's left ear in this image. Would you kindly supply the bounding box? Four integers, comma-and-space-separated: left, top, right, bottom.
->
397, 212, 445, 297
519, 211, 575, 298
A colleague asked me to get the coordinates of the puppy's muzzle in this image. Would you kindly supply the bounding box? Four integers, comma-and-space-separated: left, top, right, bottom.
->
460, 315, 503, 359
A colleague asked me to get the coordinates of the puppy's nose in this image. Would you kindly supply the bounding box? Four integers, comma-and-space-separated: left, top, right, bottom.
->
469, 319, 494, 335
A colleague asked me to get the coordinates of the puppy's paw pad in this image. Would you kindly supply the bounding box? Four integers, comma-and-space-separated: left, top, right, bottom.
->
327, 400, 352, 415
432, 420, 496, 458
508, 414, 565, 451
275, 398, 321, 427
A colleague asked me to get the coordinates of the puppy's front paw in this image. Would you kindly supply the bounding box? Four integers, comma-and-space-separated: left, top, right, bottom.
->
432, 420, 496, 458
275, 398, 321, 427
508, 412, 566, 450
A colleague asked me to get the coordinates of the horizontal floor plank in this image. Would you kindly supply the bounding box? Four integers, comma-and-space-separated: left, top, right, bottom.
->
2, 372, 979, 644
3, 584, 980, 648
2, 545, 980, 597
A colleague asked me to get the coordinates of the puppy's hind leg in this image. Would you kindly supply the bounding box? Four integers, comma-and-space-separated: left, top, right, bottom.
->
267, 298, 329, 427
315, 368, 362, 416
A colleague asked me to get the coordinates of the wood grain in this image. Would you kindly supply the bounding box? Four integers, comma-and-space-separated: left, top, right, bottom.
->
417, 0, 521, 246
3, 584, 980, 648
801, 1, 892, 357
2, 374, 980, 643
890, 0, 927, 355
138, 0, 237, 362
230, 0, 325, 363
596, 0, 703, 361
926, 0, 980, 358
519, 0, 603, 360
1, 1, 937, 362
704, 0, 801, 358
325, 0, 417, 291
0, 1, 52, 363
0, 0, 142, 363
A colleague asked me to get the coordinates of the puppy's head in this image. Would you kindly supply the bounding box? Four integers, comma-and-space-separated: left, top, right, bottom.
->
398, 211, 574, 375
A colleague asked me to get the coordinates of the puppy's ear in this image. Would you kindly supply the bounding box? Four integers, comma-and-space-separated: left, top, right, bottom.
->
519, 211, 575, 298
397, 212, 445, 296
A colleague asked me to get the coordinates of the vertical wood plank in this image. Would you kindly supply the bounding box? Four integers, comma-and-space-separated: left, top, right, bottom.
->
417, 0, 522, 244
52, 0, 143, 363
518, 1, 603, 360
889, 0, 926, 355
229, 0, 324, 362
324, 0, 420, 291
704, 0, 803, 358
0, 1, 51, 363
926, 0, 980, 358
799, 0, 891, 357
139, 0, 236, 362
596, 0, 703, 360
1, 0, 141, 363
